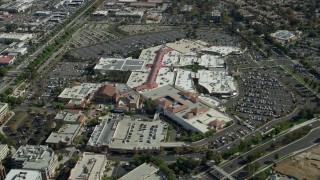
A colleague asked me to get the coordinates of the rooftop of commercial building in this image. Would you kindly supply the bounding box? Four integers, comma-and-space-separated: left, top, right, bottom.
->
68, 152, 107, 180
54, 110, 84, 123
201, 46, 241, 56
165, 39, 208, 54
46, 123, 81, 144
126, 71, 149, 89
5, 169, 42, 180
12, 145, 56, 170
119, 162, 162, 180
197, 70, 236, 95
142, 85, 231, 133
139, 45, 162, 64
109, 117, 168, 150
271, 30, 300, 41
94, 58, 146, 72
58, 83, 103, 100
174, 69, 196, 93
0, 33, 33, 40
155, 67, 175, 88
87, 115, 116, 147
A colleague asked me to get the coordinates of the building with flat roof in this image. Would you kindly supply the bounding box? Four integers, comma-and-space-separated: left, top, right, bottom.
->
119, 162, 163, 180
11, 145, 58, 180
54, 110, 85, 124
0, 56, 15, 65
0, 144, 9, 161
0, 33, 33, 43
0, 0, 33, 12
197, 70, 237, 97
46, 123, 81, 146
5, 169, 42, 180
68, 152, 107, 180
270, 30, 301, 44
87, 115, 180, 153
142, 85, 232, 133
94, 58, 146, 73
58, 83, 104, 108
0, 103, 9, 123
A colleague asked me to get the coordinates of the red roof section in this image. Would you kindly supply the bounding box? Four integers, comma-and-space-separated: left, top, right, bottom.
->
0, 56, 14, 64
98, 85, 116, 97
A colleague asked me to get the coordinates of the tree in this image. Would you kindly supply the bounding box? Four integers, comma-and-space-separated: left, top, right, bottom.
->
0, 67, 8, 77
205, 150, 222, 164
114, 160, 120, 166
274, 153, 279, 160
144, 98, 156, 115
244, 161, 260, 177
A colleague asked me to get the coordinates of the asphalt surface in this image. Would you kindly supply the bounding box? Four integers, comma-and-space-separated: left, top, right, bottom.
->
209, 119, 320, 179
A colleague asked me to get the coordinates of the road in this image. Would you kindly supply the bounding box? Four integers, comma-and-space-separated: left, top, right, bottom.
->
0, 0, 97, 94
232, 126, 320, 179
209, 119, 320, 179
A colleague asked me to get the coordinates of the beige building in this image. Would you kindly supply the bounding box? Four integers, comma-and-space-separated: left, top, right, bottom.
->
68, 152, 107, 180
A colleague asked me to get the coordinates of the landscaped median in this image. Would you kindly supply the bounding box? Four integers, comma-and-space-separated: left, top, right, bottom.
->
219, 121, 314, 179
280, 65, 319, 97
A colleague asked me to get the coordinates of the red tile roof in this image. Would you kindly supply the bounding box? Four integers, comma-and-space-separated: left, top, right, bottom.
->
0, 56, 15, 64
98, 85, 116, 97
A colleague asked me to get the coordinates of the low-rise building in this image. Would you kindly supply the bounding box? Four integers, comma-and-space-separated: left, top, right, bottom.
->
0, 103, 9, 123
0, 144, 9, 161
46, 123, 81, 146
119, 162, 164, 180
58, 83, 104, 109
270, 30, 302, 44
68, 152, 107, 180
95, 84, 141, 111
5, 169, 42, 180
142, 85, 232, 133
94, 57, 146, 73
0, 56, 15, 65
11, 145, 58, 180
54, 110, 85, 124
0, 33, 33, 43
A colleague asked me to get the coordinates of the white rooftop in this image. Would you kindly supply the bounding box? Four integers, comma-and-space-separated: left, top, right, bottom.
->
119, 163, 162, 180
155, 67, 175, 87
139, 45, 162, 65
5, 169, 42, 180
162, 50, 181, 67
58, 83, 103, 101
126, 71, 149, 89
174, 69, 196, 93
197, 54, 225, 68
94, 57, 146, 72
165, 39, 208, 54
197, 70, 236, 95
68, 152, 107, 180
46, 124, 81, 144
201, 46, 241, 56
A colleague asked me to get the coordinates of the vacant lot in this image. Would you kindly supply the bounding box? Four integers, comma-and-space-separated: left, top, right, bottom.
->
275, 144, 320, 180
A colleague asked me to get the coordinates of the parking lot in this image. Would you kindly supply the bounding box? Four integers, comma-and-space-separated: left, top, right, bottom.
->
119, 25, 174, 35
71, 29, 185, 59
3, 112, 58, 147
68, 22, 115, 49
45, 61, 88, 89
235, 70, 296, 125
110, 118, 168, 150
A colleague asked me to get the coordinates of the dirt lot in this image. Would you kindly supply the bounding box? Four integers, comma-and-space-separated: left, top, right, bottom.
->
275, 145, 320, 180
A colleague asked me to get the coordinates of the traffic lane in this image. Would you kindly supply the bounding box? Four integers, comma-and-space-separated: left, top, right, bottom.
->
232, 127, 320, 179
220, 121, 320, 177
